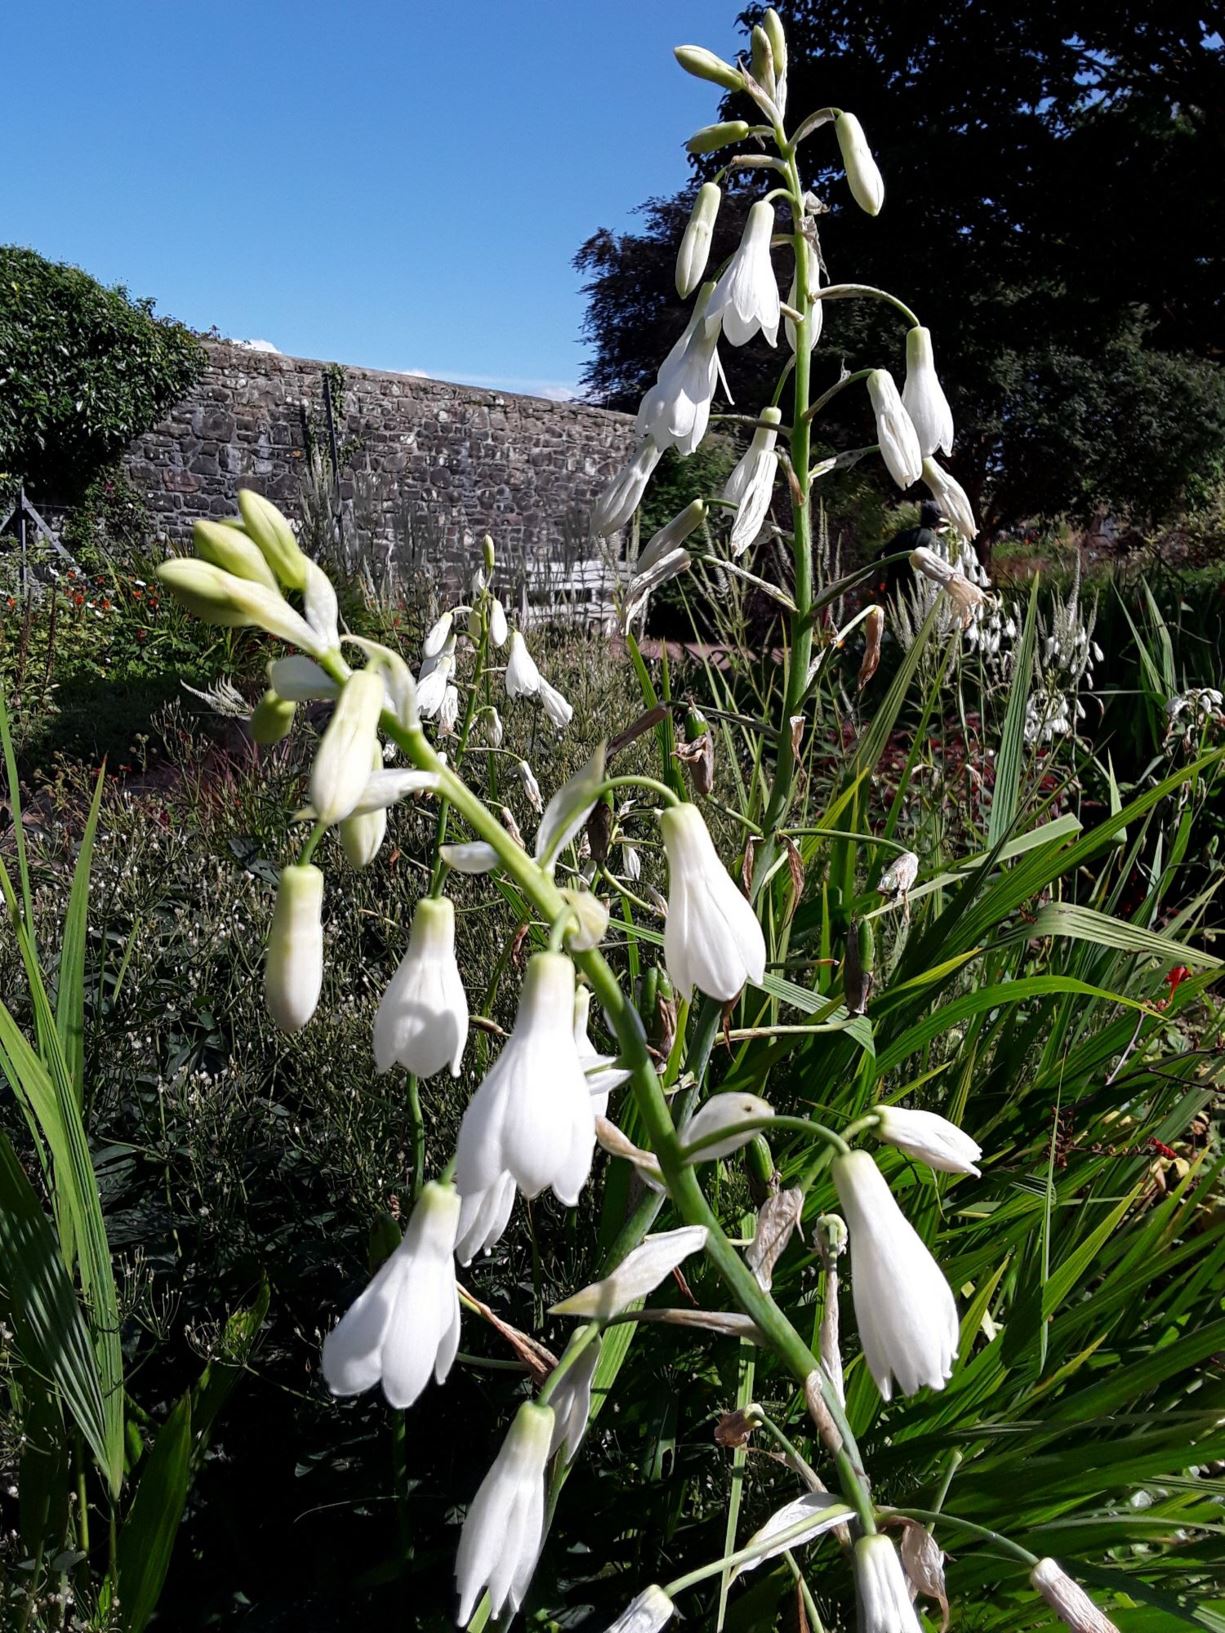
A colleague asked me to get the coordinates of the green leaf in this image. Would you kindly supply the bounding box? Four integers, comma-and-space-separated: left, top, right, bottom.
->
988, 574, 1039, 847
116, 1391, 193, 1633
1014, 902, 1222, 971
56, 767, 106, 1109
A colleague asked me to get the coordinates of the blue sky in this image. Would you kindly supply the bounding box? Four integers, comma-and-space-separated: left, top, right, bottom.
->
3, 1, 747, 399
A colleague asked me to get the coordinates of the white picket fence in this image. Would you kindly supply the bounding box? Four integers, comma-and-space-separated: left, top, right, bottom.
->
518, 553, 618, 632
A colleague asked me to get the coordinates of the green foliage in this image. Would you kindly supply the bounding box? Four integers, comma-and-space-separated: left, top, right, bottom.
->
0, 247, 203, 500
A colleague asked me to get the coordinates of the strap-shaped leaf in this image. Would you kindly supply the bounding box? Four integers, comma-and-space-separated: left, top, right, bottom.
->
116, 1391, 192, 1633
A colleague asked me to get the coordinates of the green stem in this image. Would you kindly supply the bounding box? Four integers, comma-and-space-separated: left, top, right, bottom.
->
810, 282, 921, 328
663, 1502, 855, 1597
600, 774, 681, 807
537, 1322, 601, 1408
679, 1114, 850, 1162
406, 1073, 425, 1200
298, 819, 327, 867
801, 367, 873, 425
882, 1507, 1038, 1566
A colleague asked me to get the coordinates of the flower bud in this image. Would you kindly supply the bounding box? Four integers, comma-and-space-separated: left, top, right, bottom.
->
674, 44, 744, 92
762, 9, 787, 98
750, 25, 776, 98
265, 864, 324, 1032
680, 1092, 773, 1161
489, 597, 509, 647
236, 489, 310, 589
676, 182, 722, 298
309, 669, 385, 826
250, 687, 296, 746
192, 518, 279, 592
835, 111, 885, 216
482, 533, 496, 571
684, 123, 749, 157
156, 557, 323, 653
637, 499, 707, 575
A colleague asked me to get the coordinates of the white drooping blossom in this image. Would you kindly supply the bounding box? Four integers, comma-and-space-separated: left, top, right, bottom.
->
309, 669, 386, 826
597, 1585, 675, 1633
853, 1534, 922, 1633
441, 841, 500, 875
660, 803, 766, 1000
679, 1093, 773, 1161
573, 985, 630, 1116
622, 546, 694, 631
832, 1150, 959, 1400
538, 677, 574, 730
1030, 1558, 1121, 1633
621, 841, 642, 881
591, 439, 664, 537
786, 254, 823, 353
320, 1180, 460, 1409
299, 768, 440, 822
723, 407, 781, 556
454, 1171, 517, 1265
516, 759, 543, 813
875, 1105, 982, 1176
438, 683, 460, 736
455, 1401, 554, 1624
835, 111, 885, 215
636, 283, 722, 457
338, 746, 388, 868
867, 370, 923, 490
417, 633, 457, 718
709, 200, 780, 348
910, 546, 989, 629
481, 706, 505, 748
551, 1226, 708, 1320
373, 895, 469, 1078
736, 1491, 850, 1577
902, 327, 954, 457
454, 953, 596, 1206
489, 597, 509, 647
922, 457, 977, 541
505, 630, 542, 699
676, 181, 722, 299
264, 864, 324, 1032
423, 610, 454, 659
548, 1333, 602, 1463
303, 560, 340, 652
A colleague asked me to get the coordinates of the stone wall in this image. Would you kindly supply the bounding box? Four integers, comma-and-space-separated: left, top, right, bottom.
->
125, 340, 637, 595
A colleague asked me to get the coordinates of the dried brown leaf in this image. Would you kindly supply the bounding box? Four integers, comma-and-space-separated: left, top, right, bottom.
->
900, 1521, 950, 1633
746, 1187, 804, 1290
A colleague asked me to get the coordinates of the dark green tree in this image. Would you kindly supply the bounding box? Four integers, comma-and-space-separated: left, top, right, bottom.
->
576, 3, 1225, 535
0, 246, 203, 502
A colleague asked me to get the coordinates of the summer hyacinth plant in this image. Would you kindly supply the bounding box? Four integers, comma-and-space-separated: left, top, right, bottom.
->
145, 16, 1219, 1632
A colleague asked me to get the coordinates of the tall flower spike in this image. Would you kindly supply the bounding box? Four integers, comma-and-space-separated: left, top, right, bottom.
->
635, 282, 722, 456
853, 1534, 922, 1633
660, 803, 766, 1001
835, 111, 885, 216
875, 1104, 982, 1176
264, 864, 324, 1032
832, 1150, 959, 1400
591, 439, 664, 537
373, 895, 469, 1078
309, 669, 385, 826
455, 1401, 554, 1625
709, 200, 780, 348
867, 370, 923, 489
902, 327, 954, 457
454, 953, 596, 1206
723, 408, 781, 557
320, 1180, 460, 1409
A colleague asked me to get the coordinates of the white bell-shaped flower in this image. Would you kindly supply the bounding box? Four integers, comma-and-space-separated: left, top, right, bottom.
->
489, 597, 509, 647
551, 1226, 708, 1320
454, 1171, 517, 1265
679, 1092, 772, 1161
416, 634, 456, 718
538, 677, 574, 729
548, 1333, 601, 1464
573, 985, 629, 1116
338, 745, 388, 868
867, 371, 923, 490
373, 895, 468, 1078
309, 669, 385, 827
875, 1105, 981, 1176
455, 1400, 554, 1624
709, 200, 780, 347
832, 1150, 959, 1400
423, 610, 454, 659
636, 282, 722, 456
853, 1534, 922, 1633
592, 439, 664, 537
454, 953, 596, 1206
723, 408, 781, 556
922, 457, 978, 541
516, 759, 543, 812
902, 327, 954, 457
660, 803, 766, 1001
785, 257, 823, 353
835, 112, 885, 216
264, 864, 324, 1032
320, 1180, 461, 1408
598, 1586, 675, 1633
505, 630, 542, 699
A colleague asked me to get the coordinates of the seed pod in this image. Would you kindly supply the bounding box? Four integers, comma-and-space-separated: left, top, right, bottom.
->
745, 1133, 776, 1201
858, 605, 885, 690
676, 706, 715, 796
844, 918, 875, 1015
586, 795, 613, 863
250, 688, 296, 746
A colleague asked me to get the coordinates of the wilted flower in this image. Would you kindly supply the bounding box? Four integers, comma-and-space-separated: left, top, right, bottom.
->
867, 371, 923, 490
455, 1401, 554, 1624
901, 327, 954, 457
660, 803, 766, 1000
516, 759, 543, 813
454, 953, 596, 1206
482, 705, 505, 748
320, 1180, 460, 1408
548, 1334, 602, 1463
676, 181, 722, 298
591, 439, 664, 537
264, 864, 324, 1032
835, 111, 885, 215
723, 408, 781, 556
438, 683, 460, 735
622, 546, 693, 630
505, 630, 542, 699
877, 850, 919, 897
416, 634, 456, 718
1030, 1558, 1121, 1632
922, 457, 978, 541
373, 895, 469, 1078
551, 1226, 708, 1320
309, 669, 386, 826
910, 546, 988, 628
858, 605, 885, 690
489, 597, 509, 647
875, 1105, 982, 1176
636, 282, 722, 456
853, 1534, 921, 1633
597, 1584, 675, 1633
709, 200, 780, 348
832, 1150, 959, 1400
454, 1171, 517, 1264
679, 1093, 773, 1161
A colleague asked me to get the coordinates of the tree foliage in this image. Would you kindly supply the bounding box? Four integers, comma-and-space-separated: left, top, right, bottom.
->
576, 2, 1225, 533
0, 247, 203, 501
